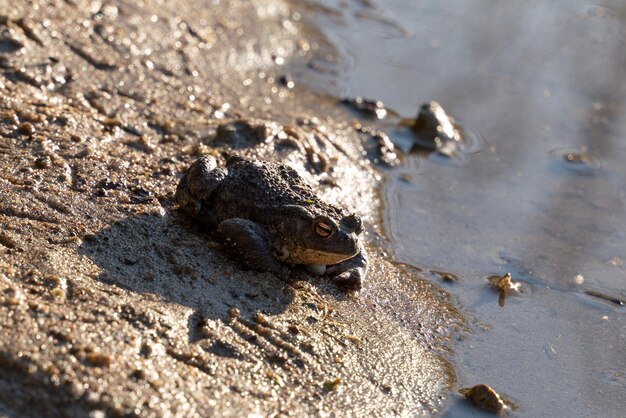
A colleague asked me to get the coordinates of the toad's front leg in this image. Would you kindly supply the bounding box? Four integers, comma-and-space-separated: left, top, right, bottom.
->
175, 156, 227, 230
217, 218, 290, 280
325, 242, 368, 289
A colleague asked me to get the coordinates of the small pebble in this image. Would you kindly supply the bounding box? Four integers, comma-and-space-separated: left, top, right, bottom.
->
278, 75, 295, 89
51, 287, 66, 299
323, 378, 341, 392
228, 307, 240, 318
85, 352, 112, 367
18, 122, 35, 136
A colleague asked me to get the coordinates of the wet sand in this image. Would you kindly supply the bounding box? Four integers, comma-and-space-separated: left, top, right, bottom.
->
0, 0, 465, 416
306, 0, 626, 416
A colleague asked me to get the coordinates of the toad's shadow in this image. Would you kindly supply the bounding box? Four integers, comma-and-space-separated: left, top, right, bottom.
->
79, 213, 295, 341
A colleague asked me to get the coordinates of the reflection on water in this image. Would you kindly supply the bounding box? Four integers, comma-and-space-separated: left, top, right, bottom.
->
310, 0, 626, 416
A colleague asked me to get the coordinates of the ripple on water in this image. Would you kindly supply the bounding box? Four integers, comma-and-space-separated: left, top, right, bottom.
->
457, 120, 486, 155
387, 119, 485, 167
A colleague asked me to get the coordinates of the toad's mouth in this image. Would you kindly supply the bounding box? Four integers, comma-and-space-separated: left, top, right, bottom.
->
284, 246, 359, 266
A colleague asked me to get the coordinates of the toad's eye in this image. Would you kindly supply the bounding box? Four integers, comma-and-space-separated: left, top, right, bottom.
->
314, 220, 333, 238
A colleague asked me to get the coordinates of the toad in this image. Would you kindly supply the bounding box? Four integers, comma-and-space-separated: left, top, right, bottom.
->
175, 156, 368, 288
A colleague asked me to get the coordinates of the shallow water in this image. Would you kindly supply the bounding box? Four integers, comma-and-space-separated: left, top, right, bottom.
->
309, 1, 626, 416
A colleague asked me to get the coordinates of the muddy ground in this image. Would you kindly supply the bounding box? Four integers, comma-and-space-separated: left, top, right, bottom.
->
0, 1, 466, 417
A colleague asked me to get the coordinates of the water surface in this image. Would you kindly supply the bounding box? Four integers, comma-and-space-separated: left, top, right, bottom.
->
309, 1, 626, 416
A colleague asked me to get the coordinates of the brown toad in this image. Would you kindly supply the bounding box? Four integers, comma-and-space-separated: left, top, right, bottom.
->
175, 156, 368, 288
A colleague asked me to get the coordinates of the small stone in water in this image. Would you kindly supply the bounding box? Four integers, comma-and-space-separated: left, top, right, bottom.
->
487, 273, 522, 307
459, 384, 510, 415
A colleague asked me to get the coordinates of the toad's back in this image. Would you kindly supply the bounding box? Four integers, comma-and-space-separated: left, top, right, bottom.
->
214, 157, 344, 222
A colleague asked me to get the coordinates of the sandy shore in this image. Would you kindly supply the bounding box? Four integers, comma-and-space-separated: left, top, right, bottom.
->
0, 1, 464, 416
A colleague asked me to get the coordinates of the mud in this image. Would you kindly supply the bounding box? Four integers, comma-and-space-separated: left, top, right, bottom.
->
0, 0, 464, 416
